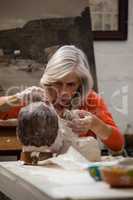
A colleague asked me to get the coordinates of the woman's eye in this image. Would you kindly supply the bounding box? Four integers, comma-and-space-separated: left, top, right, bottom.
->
53, 82, 62, 88
67, 83, 76, 87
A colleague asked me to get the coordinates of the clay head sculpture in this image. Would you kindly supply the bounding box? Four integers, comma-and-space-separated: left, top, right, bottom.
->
17, 101, 59, 165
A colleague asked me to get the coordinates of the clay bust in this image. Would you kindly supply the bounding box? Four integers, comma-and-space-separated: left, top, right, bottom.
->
17, 101, 59, 164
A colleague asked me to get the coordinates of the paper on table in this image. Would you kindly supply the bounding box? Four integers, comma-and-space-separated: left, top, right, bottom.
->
38, 146, 90, 170
38, 147, 127, 171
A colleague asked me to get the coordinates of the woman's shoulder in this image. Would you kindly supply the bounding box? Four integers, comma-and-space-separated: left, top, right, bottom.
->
87, 90, 100, 99
85, 90, 102, 108
81, 90, 108, 112
0, 105, 24, 120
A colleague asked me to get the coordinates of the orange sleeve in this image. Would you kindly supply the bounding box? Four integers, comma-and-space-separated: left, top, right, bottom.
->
0, 96, 24, 120
81, 91, 124, 151
0, 106, 23, 120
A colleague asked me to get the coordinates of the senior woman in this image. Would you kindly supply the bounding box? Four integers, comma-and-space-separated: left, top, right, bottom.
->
0, 45, 124, 153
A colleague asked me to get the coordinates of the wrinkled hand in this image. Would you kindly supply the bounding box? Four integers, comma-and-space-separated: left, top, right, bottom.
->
16, 86, 48, 104
66, 109, 112, 140
66, 110, 96, 135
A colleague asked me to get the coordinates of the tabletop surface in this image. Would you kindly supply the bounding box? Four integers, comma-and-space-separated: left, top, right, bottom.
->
0, 161, 133, 200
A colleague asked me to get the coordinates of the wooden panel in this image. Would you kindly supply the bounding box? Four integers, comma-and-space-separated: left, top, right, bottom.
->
0, 7, 98, 95
0, 127, 22, 150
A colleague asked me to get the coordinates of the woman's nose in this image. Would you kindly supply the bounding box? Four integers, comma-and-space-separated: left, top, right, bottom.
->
61, 85, 69, 95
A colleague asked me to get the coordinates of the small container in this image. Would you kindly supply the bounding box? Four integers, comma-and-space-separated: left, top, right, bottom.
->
101, 158, 133, 188
88, 162, 115, 181
88, 165, 102, 181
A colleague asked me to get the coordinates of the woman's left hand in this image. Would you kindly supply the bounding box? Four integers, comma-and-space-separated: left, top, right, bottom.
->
67, 109, 112, 140
66, 110, 95, 134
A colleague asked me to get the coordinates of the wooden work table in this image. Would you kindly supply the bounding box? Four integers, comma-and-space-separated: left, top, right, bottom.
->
0, 161, 133, 200
0, 127, 22, 159
0, 127, 133, 200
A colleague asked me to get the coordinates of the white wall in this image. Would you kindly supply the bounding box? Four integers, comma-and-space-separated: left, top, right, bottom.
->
94, 0, 133, 132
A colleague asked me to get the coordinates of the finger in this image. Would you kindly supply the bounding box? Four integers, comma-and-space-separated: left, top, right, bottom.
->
66, 121, 73, 128
72, 118, 88, 125
78, 110, 88, 118
76, 115, 92, 124
68, 121, 90, 131
67, 121, 83, 130
71, 128, 81, 135
72, 110, 92, 120
72, 109, 86, 118
67, 119, 86, 129
71, 122, 90, 131
72, 127, 89, 133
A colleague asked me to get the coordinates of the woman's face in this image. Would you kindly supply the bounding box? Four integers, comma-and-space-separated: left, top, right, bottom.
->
45, 72, 81, 113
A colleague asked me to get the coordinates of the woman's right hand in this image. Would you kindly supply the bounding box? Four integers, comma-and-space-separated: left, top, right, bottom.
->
0, 86, 48, 113
16, 86, 48, 104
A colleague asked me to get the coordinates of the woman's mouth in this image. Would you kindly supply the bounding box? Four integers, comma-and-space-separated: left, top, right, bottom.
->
59, 98, 71, 106
54, 98, 71, 108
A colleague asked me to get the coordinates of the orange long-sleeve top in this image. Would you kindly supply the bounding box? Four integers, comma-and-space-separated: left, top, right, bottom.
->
0, 90, 124, 152
80, 90, 124, 151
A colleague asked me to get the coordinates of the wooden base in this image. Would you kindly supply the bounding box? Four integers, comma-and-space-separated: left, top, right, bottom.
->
20, 151, 53, 165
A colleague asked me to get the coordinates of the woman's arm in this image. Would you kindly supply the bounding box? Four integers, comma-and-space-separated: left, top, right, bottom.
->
0, 95, 21, 113
0, 95, 24, 120
67, 91, 124, 152
89, 92, 125, 152
0, 86, 46, 120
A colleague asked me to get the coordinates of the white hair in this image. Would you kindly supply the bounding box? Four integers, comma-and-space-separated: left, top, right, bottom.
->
40, 45, 93, 103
